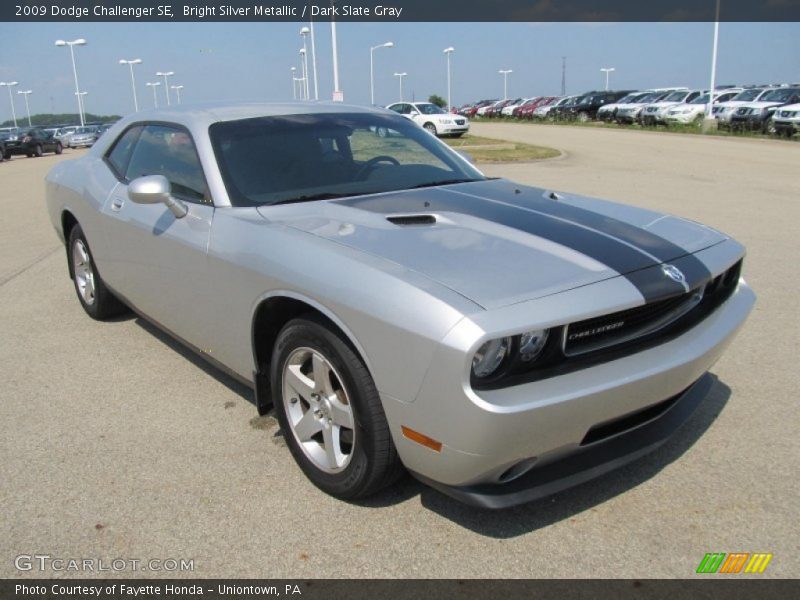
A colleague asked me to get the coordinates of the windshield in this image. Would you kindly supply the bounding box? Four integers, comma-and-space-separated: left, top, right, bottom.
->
633, 93, 660, 103
732, 89, 763, 102
662, 91, 689, 102
762, 88, 800, 103
74, 127, 95, 134
210, 112, 485, 207
691, 95, 710, 104
415, 103, 446, 115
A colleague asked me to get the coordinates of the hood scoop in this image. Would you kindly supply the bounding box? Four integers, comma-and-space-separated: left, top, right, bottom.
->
386, 214, 437, 226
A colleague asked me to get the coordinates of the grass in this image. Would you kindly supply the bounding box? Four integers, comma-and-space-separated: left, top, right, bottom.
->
443, 134, 561, 162
470, 116, 799, 143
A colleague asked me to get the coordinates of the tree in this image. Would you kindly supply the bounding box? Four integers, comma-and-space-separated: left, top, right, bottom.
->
428, 94, 447, 108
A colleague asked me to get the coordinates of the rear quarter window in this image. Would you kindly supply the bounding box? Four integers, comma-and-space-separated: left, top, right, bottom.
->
106, 126, 143, 179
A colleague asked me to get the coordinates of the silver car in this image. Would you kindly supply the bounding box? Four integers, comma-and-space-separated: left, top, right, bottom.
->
45, 103, 754, 508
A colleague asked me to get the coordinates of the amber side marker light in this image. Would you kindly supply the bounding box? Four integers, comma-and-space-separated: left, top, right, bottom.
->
401, 426, 443, 452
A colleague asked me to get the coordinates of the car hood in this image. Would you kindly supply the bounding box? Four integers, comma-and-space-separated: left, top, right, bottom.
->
259, 179, 726, 309
743, 101, 783, 109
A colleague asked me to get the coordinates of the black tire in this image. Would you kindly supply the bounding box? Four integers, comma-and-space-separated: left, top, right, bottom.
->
423, 122, 437, 136
764, 118, 776, 136
271, 316, 404, 500
55, 143, 63, 155
67, 224, 127, 320
34, 144, 43, 157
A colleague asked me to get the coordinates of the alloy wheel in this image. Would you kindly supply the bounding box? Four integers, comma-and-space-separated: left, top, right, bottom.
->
71, 239, 96, 305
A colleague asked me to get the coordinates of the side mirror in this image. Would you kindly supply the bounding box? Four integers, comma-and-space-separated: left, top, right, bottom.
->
128, 175, 188, 219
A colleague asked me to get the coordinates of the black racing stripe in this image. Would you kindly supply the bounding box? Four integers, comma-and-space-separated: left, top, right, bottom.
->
340, 188, 660, 287
338, 186, 711, 302
457, 179, 703, 264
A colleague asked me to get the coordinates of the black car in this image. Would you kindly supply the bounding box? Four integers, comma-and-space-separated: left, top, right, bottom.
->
562, 90, 635, 121
728, 87, 800, 133
2, 127, 64, 158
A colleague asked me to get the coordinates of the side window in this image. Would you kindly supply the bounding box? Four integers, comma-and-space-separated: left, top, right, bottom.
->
686, 92, 699, 102
388, 104, 403, 114
125, 124, 209, 204
106, 126, 142, 178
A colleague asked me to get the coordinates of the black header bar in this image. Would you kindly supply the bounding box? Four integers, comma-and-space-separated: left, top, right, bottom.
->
4, 0, 800, 22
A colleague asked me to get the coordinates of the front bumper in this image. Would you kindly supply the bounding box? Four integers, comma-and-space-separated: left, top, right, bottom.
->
774, 121, 799, 135
413, 373, 714, 509
382, 273, 754, 506
729, 114, 763, 130
439, 122, 469, 135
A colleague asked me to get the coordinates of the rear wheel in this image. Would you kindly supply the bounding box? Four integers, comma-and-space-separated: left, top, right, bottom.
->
68, 225, 127, 320
271, 316, 403, 500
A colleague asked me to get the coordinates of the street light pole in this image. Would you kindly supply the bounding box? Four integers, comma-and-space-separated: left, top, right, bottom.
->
156, 71, 174, 106
499, 69, 512, 100
290, 67, 297, 99
119, 58, 142, 112
55, 38, 87, 126
146, 82, 160, 108
300, 28, 311, 101
443, 47, 454, 111
308, 21, 319, 100
393, 72, 407, 102
75, 92, 88, 121
706, 0, 722, 121
0, 82, 19, 127
600, 67, 615, 91
18, 90, 33, 126
370, 41, 394, 105
171, 85, 184, 104
330, 1, 342, 101
299, 48, 308, 100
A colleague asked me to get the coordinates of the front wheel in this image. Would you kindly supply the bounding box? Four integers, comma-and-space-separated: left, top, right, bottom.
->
764, 118, 777, 135
34, 144, 43, 157
423, 122, 437, 136
55, 143, 63, 155
271, 317, 403, 500
68, 225, 127, 320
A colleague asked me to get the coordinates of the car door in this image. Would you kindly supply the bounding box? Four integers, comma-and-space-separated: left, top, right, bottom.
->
99, 122, 215, 350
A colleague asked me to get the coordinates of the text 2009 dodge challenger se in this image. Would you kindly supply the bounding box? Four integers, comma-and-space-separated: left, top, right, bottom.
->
45, 103, 754, 508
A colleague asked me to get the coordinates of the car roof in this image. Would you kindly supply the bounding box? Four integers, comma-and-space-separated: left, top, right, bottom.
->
116, 102, 391, 131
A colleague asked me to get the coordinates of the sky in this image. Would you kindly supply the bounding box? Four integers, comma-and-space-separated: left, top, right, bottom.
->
0, 21, 798, 119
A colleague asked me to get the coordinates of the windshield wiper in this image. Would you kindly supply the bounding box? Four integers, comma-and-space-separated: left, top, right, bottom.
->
408, 178, 486, 190
270, 192, 368, 206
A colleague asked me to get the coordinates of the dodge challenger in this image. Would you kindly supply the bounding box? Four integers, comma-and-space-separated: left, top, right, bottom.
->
45, 103, 755, 508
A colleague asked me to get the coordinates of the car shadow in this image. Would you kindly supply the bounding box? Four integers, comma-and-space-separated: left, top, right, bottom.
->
406, 375, 731, 538
129, 314, 731, 536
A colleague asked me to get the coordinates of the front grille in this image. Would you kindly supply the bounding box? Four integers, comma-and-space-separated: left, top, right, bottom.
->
736, 107, 750, 115
564, 290, 703, 356
455, 119, 466, 125
564, 260, 742, 357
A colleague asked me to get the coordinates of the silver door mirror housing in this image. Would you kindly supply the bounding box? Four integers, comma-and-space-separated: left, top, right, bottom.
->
128, 175, 188, 219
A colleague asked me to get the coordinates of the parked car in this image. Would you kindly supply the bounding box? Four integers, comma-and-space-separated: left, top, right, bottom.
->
45, 103, 754, 508
68, 126, 100, 148
772, 103, 800, 137
2, 127, 63, 158
511, 97, 540, 118
551, 95, 586, 120
476, 100, 503, 117
501, 98, 530, 117
462, 99, 497, 118
728, 87, 800, 133
532, 96, 571, 120
614, 91, 673, 124
712, 87, 776, 129
663, 90, 741, 126
386, 102, 469, 137
561, 90, 635, 122
597, 91, 646, 122
641, 89, 704, 125
50, 125, 79, 146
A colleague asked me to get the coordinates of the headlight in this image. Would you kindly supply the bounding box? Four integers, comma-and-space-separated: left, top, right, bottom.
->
519, 330, 549, 362
472, 337, 512, 378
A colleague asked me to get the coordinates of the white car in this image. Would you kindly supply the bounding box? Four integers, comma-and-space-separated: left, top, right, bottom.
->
663, 90, 741, 126
501, 98, 533, 117
533, 96, 571, 119
476, 100, 503, 117
641, 89, 704, 125
712, 87, 777, 127
386, 102, 470, 137
773, 102, 800, 137
614, 91, 673, 123
597, 92, 647, 121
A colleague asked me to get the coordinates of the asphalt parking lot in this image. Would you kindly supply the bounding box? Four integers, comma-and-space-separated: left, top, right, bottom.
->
1, 124, 798, 579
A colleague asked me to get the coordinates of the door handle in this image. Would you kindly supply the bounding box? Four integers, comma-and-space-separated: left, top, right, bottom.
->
110, 197, 125, 212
